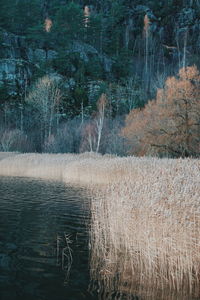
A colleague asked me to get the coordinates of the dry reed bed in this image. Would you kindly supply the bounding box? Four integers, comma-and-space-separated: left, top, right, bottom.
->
0, 152, 122, 184
90, 157, 200, 299
0, 152, 19, 161
0, 152, 199, 299
0, 152, 110, 182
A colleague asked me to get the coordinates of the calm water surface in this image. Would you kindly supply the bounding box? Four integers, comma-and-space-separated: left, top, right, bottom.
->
0, 177, 96, 300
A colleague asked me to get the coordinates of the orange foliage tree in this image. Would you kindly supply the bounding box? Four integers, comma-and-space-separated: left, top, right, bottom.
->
122, 66, 200, 157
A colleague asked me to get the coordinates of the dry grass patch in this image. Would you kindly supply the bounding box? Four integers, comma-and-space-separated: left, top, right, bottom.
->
0, 152, 19, 161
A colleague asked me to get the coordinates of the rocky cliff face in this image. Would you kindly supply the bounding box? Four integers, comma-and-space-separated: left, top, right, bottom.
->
0, 29, 58, 95
1, 3, 200, 95
0, 27, 112, 95
0, 29, 32, 95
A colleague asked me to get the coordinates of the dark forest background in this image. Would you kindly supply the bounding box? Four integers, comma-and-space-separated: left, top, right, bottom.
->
0, 0, 199, 157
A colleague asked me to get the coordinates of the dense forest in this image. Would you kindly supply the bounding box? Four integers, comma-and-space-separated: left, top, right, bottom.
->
0, 0, 199, 156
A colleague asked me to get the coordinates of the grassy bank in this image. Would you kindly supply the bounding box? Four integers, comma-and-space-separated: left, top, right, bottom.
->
0, 152, 117, 184
0, 152, 199, 299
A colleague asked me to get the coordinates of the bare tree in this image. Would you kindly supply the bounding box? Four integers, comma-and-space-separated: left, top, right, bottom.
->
0, 129, 27, 152
27, 75, 62, 151
80, 94, 107, 153
144, 14, 150, 77
95, 93, 107, 153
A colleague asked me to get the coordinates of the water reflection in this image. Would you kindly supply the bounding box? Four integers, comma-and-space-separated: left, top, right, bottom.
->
0, 177, 96, 300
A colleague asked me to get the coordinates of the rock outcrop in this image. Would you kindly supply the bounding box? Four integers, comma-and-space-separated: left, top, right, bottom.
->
1, 2, 200, 94
0, 29, 57, 95
0, 29, 32, 95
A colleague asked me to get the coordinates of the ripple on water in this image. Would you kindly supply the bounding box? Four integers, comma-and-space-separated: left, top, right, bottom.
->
0, 176, 96, 300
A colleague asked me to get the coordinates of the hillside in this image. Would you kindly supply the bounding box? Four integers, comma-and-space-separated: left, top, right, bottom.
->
0, 0, 199, 155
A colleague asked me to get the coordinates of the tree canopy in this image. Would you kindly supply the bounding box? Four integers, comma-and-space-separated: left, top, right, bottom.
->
122, 66, 200, 157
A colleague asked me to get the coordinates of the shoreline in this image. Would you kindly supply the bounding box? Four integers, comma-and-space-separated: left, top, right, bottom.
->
0, 152, 200, 299
0, 151, 198, 185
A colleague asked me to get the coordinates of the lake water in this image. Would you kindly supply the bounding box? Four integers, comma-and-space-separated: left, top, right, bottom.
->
0, 177, 97, 300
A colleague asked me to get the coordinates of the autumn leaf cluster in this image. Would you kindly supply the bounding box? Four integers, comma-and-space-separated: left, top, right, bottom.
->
122, 66, 200, 157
